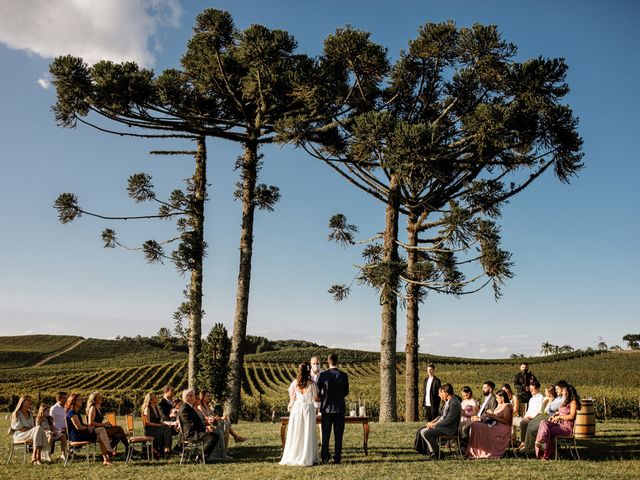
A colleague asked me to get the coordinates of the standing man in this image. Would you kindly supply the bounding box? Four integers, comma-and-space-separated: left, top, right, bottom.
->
414, 384, 461, 458
422, 364, 441, 421
310, 356, 323, 411
514, 363, 537, 416
317, 353, 349, 464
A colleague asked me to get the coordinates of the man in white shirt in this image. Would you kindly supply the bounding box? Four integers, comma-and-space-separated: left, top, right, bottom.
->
422, 364, 441, 421
310, 356, 322, 411
48, 391, 68, 460
516, 379, 544, 443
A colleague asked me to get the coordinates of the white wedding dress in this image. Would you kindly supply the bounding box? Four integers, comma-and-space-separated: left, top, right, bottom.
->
279, 380, 320, 466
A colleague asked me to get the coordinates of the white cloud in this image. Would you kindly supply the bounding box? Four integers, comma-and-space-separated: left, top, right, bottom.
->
0, 0, 181, 67
37, 75, 50, 89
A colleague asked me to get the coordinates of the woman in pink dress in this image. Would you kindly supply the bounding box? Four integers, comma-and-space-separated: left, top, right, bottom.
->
466, 390, 513, 458
535, 383, 580, 460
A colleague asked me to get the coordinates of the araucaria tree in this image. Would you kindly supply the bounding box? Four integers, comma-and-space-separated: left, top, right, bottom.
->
53, 142, 208, 389
50, 9, 312, 420
180, 10, 312, 422
286, 22, 583, 421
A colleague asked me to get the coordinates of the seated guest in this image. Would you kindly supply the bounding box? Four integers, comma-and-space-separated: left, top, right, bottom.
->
141, 392, 173, 458
87, 391, 129, 452
414, 383, 461, 458
460, 386, 479, 424
10, 395, 48, 465
65, 393, 114, 466
178, 389, 219, 462
35, 404, 56, 462
514, 379, 544, 443
521, 381, 566, 452
198, 390, 246, 447
196, 391, 231, 461
49, 392, 68, 461
501, 383, 518, 415
159, 385, 175, 421
460, 381, 497, 451
466, 390, 513, 458
535, 383, 581, 460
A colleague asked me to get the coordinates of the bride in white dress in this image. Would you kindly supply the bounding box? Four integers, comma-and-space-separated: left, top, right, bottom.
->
279, 362, 320, 466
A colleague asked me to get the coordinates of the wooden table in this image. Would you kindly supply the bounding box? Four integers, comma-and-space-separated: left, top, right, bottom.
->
280, 415, 370, 455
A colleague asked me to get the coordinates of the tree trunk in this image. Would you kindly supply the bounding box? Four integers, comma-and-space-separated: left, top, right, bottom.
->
379, 175, 400, 422
225, 140, 258, 423
187, 136, 207, 390
405, 212, 420, 422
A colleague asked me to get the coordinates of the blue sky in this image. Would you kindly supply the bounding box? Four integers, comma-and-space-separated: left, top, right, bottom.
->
0, 0, 638, 357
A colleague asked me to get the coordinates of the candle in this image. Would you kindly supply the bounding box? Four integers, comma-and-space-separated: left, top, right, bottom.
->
349, 410, 356, 417
359, 405, 366, 417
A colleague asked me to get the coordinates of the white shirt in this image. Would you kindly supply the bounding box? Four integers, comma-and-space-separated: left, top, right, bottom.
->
425, 376, 434, 407
49, 402, 66, 433
525, 392, 544, 418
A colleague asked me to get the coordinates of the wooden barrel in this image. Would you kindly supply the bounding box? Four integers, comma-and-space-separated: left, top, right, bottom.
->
574, 399, 596, 438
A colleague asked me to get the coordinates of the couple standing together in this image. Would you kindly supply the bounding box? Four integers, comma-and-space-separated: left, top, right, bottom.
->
280, 353, 349, 466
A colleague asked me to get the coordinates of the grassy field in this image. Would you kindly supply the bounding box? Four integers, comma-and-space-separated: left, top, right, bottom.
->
1, 336, 640, 420
1, 417, 638, 479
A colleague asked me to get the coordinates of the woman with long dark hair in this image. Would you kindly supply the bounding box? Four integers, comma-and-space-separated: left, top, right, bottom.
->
466, 390, 513, 458
280, 362, 320, 466
535, 383, 581, 460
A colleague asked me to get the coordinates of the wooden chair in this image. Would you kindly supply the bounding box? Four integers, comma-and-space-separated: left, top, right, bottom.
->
106, 412, 117, 427
5, 431, 31, 465
63, 416, 97, 466
124, 414, 154, 463
436, 423, 464, 460
555, 434, 580, 460
437, 428, 463, 459
177, 415, 205, 465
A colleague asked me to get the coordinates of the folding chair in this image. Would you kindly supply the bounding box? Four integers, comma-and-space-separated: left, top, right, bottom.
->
177, 415, 205, 465
124, 414, 154, 463
64, 416, 97, 466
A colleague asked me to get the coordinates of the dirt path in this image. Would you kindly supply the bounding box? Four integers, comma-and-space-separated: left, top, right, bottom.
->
33, 338, 86, 367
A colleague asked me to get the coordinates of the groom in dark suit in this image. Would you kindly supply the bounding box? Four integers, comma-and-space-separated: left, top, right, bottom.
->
317, 353, 349, 464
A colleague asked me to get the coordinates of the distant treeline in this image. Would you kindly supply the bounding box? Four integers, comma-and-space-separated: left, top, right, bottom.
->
114, 331, 323, 356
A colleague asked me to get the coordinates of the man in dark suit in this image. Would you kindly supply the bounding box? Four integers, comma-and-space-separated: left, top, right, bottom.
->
414, 383, 461, 458
178, 389, 218, 461
459, 380, 498, 452
158, 385, 175, 421
317, 353, 349, 464
513, 362, 537, 415
422, 363, 442, 421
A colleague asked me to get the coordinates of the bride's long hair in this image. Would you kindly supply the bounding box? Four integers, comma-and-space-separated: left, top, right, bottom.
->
296, 362, 311, 390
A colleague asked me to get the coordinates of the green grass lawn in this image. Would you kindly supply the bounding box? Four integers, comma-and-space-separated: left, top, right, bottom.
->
1, 418, 639, 479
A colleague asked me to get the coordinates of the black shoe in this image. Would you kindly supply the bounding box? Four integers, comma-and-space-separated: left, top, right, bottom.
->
321, 459, 329, 465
